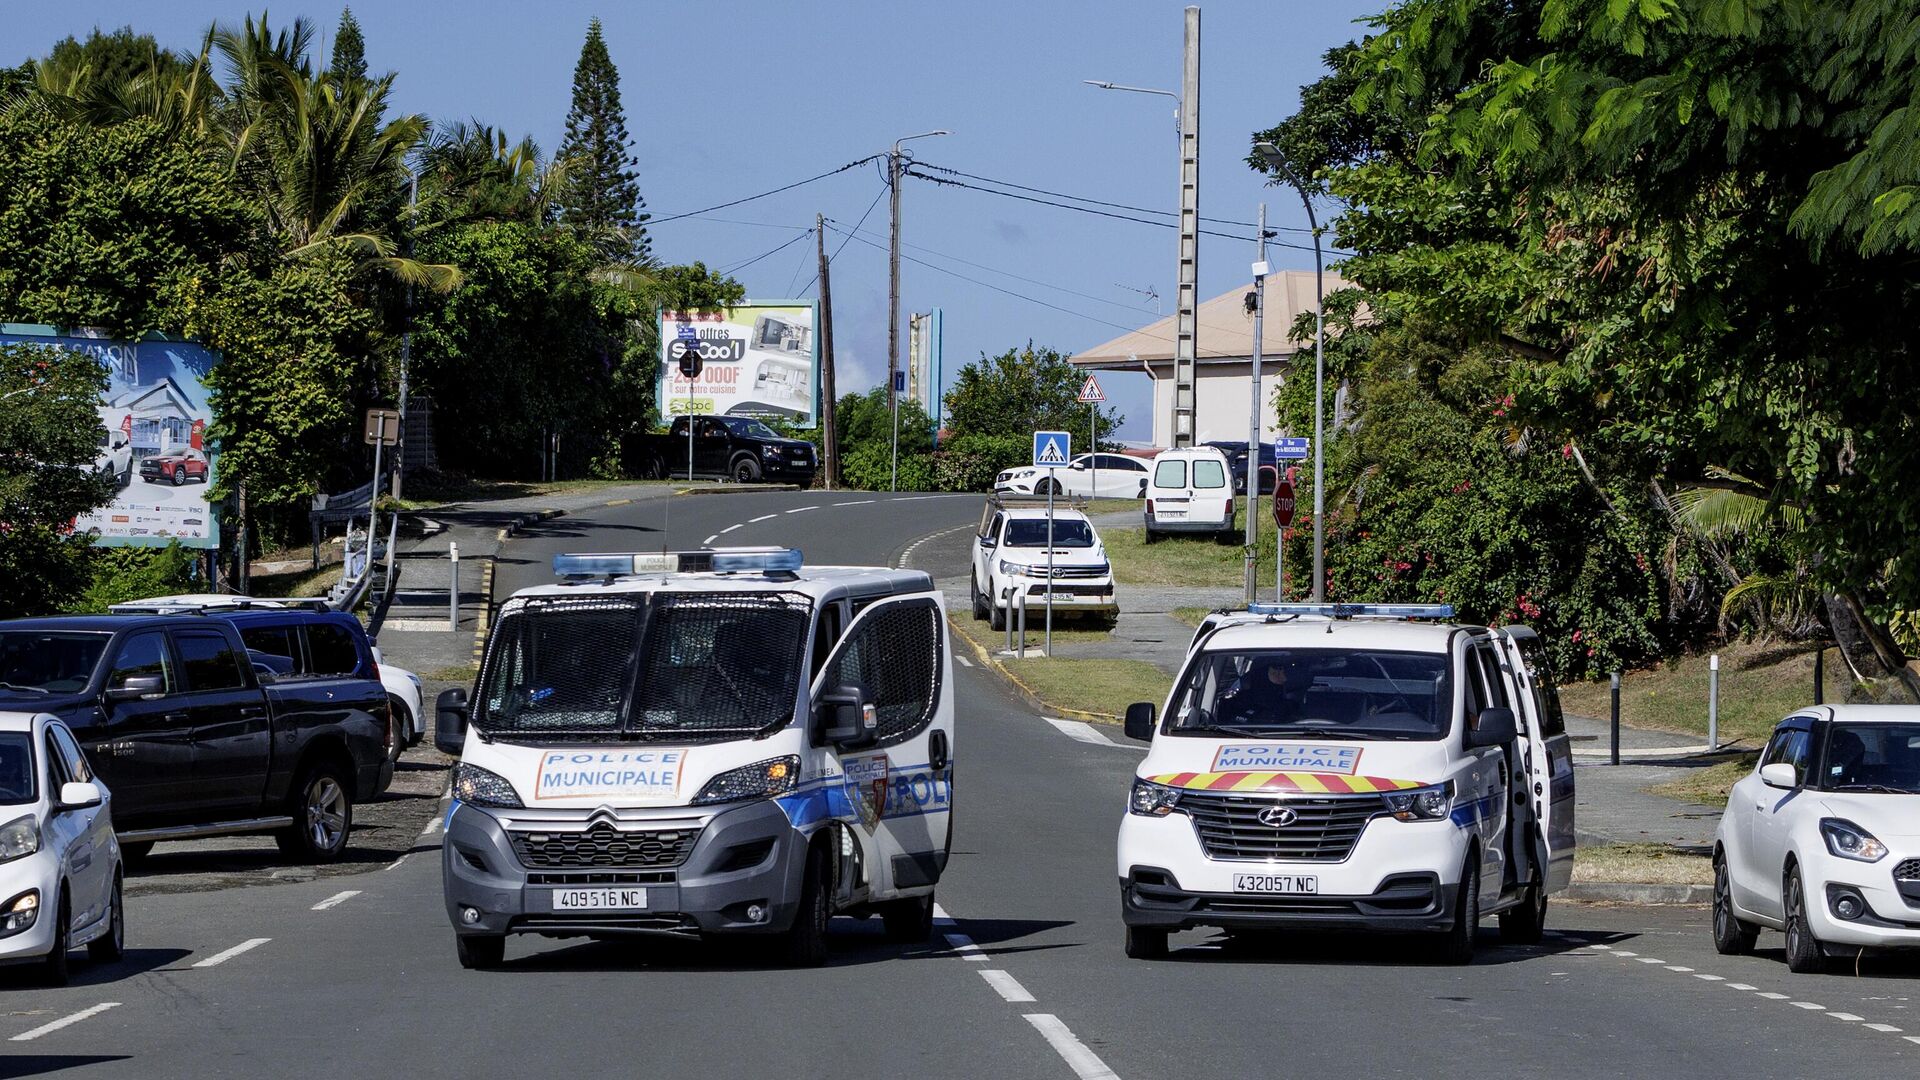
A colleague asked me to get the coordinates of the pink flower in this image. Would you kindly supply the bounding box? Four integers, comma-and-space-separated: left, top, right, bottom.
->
1571, 629, 1582, 643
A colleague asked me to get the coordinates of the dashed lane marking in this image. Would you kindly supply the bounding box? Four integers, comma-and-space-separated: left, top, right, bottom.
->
784, 506, 818, 514
1757, 992, 1790, 1000
1636, 957, 1666, 964
1789, 1001, 1826, 1011
1828, 1012, 1865, 1022
944, 933, 988, 961
311, 891, 361, 911
833, 499, 875, 507
703, 534, 719, 545
1024, 1014, 1123, 1080
1693, 973, 1724, 981
720, 524, 742, 534
1045, 718, 1112, 745
956, 654, 974, 668
1864, 1024, 1903, 1034
980, 970, 1036, 1003
9, 1002, 121, 1042
749, 514, 778, 523
1726, 983, 1757, 991
1904, 1036, 1920, 1045
193, 938, 271, 969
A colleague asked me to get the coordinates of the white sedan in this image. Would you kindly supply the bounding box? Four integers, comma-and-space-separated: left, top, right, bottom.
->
1713, 706, 1920, 972
0, 712, 124, 985
995, 453, 1151, 500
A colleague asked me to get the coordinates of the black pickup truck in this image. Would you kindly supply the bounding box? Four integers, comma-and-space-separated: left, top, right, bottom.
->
637, 415, 818, 485
0, 614, 391, 862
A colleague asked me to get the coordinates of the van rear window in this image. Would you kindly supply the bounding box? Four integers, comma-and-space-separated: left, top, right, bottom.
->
1192, 460, 1227, 489
1154, 460, 1187, 488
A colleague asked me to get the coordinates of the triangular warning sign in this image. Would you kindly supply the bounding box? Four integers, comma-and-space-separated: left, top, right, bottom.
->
1037, 436, 1068, 465
1077, 375, 1105, 403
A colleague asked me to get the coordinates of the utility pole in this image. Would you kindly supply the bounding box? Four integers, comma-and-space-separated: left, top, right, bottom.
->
885, 130, 949, 492
816, 213, 838, 489
1173, 5, 1202, 448
1243, 203, 1267, 604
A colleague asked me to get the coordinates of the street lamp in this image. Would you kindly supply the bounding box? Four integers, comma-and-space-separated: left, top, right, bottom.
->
888, 128, 950, 492
1082, 80, 1181, 140
1253, 140, 1327, 602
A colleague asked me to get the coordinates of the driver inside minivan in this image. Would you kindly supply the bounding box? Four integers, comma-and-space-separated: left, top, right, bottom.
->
1220, 657, 1312, 724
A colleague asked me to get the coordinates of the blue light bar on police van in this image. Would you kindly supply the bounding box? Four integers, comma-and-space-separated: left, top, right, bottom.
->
553, 548, 804, 578
1246, 602, 1455, 620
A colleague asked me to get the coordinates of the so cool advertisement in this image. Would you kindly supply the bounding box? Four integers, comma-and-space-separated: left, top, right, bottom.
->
657, 302, 821, 424
0, 324, 220, 549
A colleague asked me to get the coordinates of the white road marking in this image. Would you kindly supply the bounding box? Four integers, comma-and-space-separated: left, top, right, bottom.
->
833, 499, 875, 507
385, 852, 411, 872
1588, 943, 1611, 949
193, 937, 271, 969
1864, 1024, 1903, 1033
749, 514, 777, 523
1789, 1001, 1825, 1010
1636, 957, 1666, 964
703, 534, 719, 545
1665, 965, 1694, 972
9, 1002, 121, 1042
956, 654, 975, 668
1828, 1012, 1865, 1022
979, 969, 1036, 1003
1046, 718, 1111, 745
1611, 949, 1637, 956
1693, 973, 1724, 981
719, 524, 743, 534
424, 815, 445, 836
1024, 1014, 1123, 1080
1757, 992, 1790, 1000
1727, 983, 1758, 991
1904, 1036, 1920, 1045
784, 506, 817, 513
311, 890, 361, 911
932, 902, 954, 924
944, 932, 988, 961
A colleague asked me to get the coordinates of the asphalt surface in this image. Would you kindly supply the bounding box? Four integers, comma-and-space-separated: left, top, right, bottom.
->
5, 490, 1917, 1078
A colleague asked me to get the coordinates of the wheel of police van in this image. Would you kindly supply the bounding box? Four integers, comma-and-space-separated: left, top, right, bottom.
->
1712, 853, 1759, 955
39, 888, 70, 987
780, 844, 832, 967
1437, 859, 1479, 965
1782, 866, 1831, 974
970, 575, 989, 621
456, 933, 505, 970
88, 873, 125, 964
732, 455, 762, 483
881, 893, 936, 943
277, 760, 353, 863
1124, 925, 1168, 961
1499, 882, 1547, 945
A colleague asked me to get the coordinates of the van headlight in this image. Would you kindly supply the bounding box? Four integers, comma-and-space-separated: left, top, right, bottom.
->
0, 815, 39, 863
693, 756, 801, 805
1821, 818, 1888, 863
1129, 779, 1182, 817
1383, 783, 1453, 822
452, 764, 523, 809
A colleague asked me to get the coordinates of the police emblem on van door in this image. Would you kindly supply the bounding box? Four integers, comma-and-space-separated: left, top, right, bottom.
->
1257, 805, 1297, 827
843, 754, 889, 831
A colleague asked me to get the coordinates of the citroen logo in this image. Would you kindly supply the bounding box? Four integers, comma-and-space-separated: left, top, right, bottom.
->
1256, 805, 1297, 828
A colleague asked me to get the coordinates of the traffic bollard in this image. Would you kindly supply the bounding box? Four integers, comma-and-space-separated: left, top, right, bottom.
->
1610, 671, 1621, 766
1017, 591, 1028, 654
448, 542, 459, 632
1814, 644, 1825, 705
1708, 653, 1720, 750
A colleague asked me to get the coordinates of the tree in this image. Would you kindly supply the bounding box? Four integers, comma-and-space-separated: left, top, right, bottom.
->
943, 343, 1122, 442
328, 8, 367, 83
0, 343, 115, 618
556, 18, 648, 262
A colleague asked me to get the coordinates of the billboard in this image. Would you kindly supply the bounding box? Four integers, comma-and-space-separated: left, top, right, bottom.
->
658, 301, 820, 424
0, 324, 220, 549
908, 308, 944, 432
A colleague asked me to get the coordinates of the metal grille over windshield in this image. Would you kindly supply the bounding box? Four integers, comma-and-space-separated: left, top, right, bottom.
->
479, 596, 645, 735
631, 592, 811, 738
825, 601, 941, 746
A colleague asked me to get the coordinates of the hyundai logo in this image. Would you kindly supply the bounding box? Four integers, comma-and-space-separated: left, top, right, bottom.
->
1256, 805, 1297, 828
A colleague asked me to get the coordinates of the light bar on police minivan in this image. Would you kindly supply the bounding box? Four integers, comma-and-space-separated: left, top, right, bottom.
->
553, 548, 804, 577
1246, 602, 1455, 620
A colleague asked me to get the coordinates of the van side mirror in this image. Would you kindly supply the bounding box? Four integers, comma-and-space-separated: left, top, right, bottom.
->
1124, 702, 1157, 742
435, 687, 470, 756
1466, 706, 1517, 748
818, 685, 876, 747
1759, 762, 1798, 789
106, 674, 165, 702
58, 781, 102, 811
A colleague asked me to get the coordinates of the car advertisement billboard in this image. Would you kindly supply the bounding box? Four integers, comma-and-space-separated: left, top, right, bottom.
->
658, 301, 820, 425
0, 324, 220, 549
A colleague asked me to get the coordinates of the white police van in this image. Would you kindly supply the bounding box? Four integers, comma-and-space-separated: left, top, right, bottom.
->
435, 548, 953, 969
1117, 603, 1574, 962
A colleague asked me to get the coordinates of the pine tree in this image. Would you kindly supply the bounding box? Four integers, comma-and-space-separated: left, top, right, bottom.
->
329, 7, 367, 82
557, 17, 648, 262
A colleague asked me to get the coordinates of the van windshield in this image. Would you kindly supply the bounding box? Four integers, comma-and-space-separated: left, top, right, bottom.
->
476, 592, 812, 743
1167, 648, 1454, 741
0, 631, 111, 697
1004, 519, 1095, 548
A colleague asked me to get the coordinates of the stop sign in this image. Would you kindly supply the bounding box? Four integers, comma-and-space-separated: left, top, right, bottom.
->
1273, 480, 1297, 528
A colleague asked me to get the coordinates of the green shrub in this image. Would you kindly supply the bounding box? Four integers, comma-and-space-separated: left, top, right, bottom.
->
932, 432, 1030, 492
79, 543, 201, 613
841, 443, 933, 492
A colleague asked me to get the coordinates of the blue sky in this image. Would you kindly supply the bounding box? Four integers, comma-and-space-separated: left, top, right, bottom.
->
11, 1, 1380, 440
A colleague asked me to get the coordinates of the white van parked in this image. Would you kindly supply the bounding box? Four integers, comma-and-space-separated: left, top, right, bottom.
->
1116, 604, 1575, 963
435, 548, 954, 970
1144, 446, 1236, 541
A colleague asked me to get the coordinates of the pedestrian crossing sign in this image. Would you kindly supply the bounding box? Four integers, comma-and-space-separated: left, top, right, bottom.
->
1077, 375, 1105, 403
1033, 431, 1071, 468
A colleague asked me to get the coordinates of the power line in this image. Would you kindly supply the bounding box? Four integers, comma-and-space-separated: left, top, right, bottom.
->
719, 229, 814, 275
648, 156, 882, 226
913, 162, 1314, 234
835, 222, 1174, 315
797, 178, 889, 295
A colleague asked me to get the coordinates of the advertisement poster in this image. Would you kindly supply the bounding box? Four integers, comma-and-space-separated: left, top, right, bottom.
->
0, 324, 220, 549
658, 301, 819, 424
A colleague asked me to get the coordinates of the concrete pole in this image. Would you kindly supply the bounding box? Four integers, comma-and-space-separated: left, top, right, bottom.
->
447, 541, 459, 632
888, 147, 903, 490
817, 213, 838, 489
1172, 5, 1201, 448
1244, 202, 1267, 604
1307, 202, 1327, 601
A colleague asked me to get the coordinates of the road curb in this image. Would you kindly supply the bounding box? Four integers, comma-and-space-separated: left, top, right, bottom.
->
1565, 882, 1711, 905
944, 614, 1118, 725
674, 483, 806, 495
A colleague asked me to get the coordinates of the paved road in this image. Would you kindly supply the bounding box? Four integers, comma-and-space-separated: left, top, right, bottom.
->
5, 491, 1916, 1078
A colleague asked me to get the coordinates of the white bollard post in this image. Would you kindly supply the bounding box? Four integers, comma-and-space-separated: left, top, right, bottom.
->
448, 542, 460, 632
1708, 653, 1720, 750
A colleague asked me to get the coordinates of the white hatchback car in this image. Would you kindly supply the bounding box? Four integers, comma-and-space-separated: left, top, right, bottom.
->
0, 712, 124, 984
1713, 706, 1920, 972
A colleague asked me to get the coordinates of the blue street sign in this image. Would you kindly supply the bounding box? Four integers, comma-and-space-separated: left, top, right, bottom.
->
675, 323, 698, 341
1274, 437, 1310, 460
1033, 430, 1071, 468
893, 370, 907, 393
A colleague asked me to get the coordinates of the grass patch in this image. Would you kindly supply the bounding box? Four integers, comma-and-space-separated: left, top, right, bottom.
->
1559, 640, 1859, 745
1001, 657, 1172, 720
1573, 842, 1712, 885
1101, 496, 1294, 589
1171, 606, 1217, 628
420, 663, 480, 684
249, 563, 341, 600
1647, 753, 1760, 809
948, 611, 1116, 655
389, 476, 654, 511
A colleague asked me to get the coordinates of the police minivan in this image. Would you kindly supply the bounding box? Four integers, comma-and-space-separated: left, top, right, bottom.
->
1117, 604, 1574, 963
434, 548, 953, 969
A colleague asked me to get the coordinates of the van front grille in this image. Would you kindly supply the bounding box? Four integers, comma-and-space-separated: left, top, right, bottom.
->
509, 823, 698, 869
1178, 791, 1384, 862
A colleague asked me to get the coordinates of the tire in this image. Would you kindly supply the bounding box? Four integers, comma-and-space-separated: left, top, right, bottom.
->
989, 600, 1006, 632
88, 874, 125, 964
276, 759, 354, 863
732, 455, 762, 484
1437, 858, 1480, 965
881, 893, 935, 943
385, 697, 410, 764
1498, 883, 1547, 945
779, 844, 832, 967
171, 466, 185, 487
1037, 477, 1060, 496
1124, 925, 1168, 960
970, 575, 989, 621
1783, 866, 1830, 974
119, 840, 154, 865
1143, 528, 1158, 545
1712, 854, 1759, 956
456, 934, 505, 970
40, 888, 69, 987
646, 452, 667, 481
